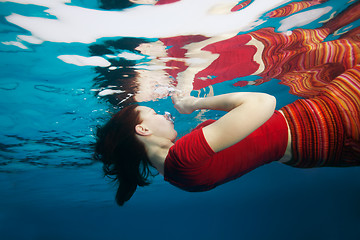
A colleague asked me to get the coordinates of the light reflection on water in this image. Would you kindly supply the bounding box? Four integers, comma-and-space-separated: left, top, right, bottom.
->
0, 0, 359, 177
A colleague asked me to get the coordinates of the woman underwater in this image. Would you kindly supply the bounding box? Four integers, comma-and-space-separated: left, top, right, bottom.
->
94, 64, 360, 206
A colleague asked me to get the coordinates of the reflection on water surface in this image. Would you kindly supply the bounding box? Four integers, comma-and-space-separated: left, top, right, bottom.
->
1, 0, 359, 169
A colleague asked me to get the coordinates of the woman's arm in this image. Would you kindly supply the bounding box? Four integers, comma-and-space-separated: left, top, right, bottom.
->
172, 92, 276, 152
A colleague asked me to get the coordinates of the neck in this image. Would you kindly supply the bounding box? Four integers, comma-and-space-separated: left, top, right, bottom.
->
138, 135, 174, 175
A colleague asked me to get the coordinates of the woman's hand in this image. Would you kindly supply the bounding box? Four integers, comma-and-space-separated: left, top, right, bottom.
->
172, 95, 199, 114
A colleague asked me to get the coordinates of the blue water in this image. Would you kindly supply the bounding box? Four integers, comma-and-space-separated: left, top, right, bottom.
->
1, 0, 360, 239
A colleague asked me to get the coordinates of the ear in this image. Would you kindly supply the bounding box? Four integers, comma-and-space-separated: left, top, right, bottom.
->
135, 124, 152, 136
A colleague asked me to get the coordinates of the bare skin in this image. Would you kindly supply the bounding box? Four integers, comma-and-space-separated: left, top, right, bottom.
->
135, 106, 176, 174
135, 92, 293, 175
278, 110, 292, 163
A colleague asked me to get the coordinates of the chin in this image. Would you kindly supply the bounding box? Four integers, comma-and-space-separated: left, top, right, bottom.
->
171, 132, 178, 142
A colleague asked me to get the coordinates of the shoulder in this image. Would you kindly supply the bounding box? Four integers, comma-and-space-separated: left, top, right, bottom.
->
192, 119, 216, 131
166, 123, 215, 167
174, 121, 215, 156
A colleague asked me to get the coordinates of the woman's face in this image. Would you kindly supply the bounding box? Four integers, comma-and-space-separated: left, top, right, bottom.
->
136, 106, 177, 141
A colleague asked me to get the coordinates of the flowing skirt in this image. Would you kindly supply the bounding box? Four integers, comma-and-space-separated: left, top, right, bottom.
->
281, 65, 360, 168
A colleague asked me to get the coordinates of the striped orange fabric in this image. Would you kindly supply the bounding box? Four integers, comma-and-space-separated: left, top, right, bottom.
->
322, 66, 360, 142
281, 65, 360, 168
279, 63, 345, 98
268, 1, 317, 18
250, 27, 360, 82
231, 0, 252, 12
281, 96, 344, 167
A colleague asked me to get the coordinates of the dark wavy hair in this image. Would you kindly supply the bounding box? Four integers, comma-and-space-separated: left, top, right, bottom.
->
94, 104, 155, 206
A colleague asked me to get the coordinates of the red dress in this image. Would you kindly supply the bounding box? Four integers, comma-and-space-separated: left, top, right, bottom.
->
164, 111, 288, 191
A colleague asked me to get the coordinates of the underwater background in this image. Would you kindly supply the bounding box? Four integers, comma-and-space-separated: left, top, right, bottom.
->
0, 0, 360, 239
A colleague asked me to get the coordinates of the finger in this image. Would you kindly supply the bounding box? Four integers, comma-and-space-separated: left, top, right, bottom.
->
172, 92, 181, 101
